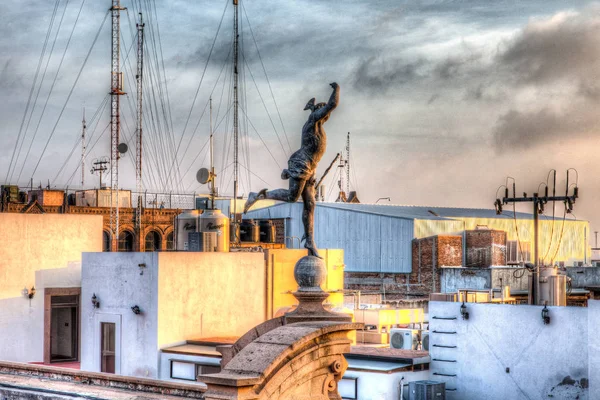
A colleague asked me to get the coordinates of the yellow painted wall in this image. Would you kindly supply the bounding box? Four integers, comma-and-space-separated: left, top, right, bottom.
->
264, 249, 345, 318
0, 214, 103, 300
415, 217, 589, 264
156, 252, 267, 347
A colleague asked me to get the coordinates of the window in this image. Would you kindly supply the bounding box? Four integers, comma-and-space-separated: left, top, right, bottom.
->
100, 323, 116, 373
102, 231, 111, 252
145, 231, 161, 252
170, 360, 221, 381
339, 377, 358, 399
118, 231, 134, 252
506, 241, 531, 264
166, 232, 174, 250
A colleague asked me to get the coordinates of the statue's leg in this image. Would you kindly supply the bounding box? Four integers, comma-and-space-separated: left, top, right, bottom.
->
301, 181, 320, 258
243, 179, 305, 214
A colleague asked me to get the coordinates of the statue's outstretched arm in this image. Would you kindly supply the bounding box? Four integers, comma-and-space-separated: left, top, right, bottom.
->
311, 83, 339, 121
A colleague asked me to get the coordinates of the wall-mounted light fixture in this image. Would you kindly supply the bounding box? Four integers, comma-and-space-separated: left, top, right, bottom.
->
131, 305, 141, 315
22, 286, 36, 299
91, 293, 100, 308
138, 263, 146, 276
541, 302, 550, 325
460, 301, 469, 320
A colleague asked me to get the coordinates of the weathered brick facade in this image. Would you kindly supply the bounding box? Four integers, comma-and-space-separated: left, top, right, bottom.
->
466, 229, 506, 267
344, 235, 463, 301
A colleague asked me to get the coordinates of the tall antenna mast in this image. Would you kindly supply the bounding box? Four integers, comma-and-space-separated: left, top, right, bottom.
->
346, 132, 350, 195
81, 108, 86, 188
232, 0, 239, 225
110, 0, 126, 252
135, 12, 144, 236
210, 97, 216, 209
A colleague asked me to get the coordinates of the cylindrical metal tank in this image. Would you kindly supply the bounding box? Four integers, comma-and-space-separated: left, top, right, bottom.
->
537, 267, 567, 306
259, 219, 276, 243
548, 275, 567, 306
175, 210, 200, 251
240, 219, 259, 242
199, 209, 230, 252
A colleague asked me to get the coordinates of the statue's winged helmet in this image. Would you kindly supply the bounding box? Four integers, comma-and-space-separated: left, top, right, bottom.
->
304, 98, 326, 112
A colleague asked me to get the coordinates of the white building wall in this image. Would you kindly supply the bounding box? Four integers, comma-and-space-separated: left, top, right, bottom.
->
342, 369, 430, 400
0, 214, 102, 363
429, 301, 592, 400
81, 252, 159, 378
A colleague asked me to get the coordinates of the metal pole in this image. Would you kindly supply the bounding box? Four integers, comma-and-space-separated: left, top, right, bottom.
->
232, 0, 239, 224
135, 12, 144, 235
533, 193, 539, 305
210, 97, 215, 210
81, 108, 86, 188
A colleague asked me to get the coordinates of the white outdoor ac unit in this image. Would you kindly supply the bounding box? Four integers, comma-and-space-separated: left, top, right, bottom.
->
390, 329, 418, 350
421, 331, 430, 351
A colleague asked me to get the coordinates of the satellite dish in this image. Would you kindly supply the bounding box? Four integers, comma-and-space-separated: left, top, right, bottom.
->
196, 168, 210, 184
118, 143, 128, 154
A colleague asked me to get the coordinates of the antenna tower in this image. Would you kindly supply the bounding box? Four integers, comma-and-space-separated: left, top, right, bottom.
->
110, 0, 126, 251
81, 109, 86, 188
232, 0, 240, 226
135, 12, 144, 235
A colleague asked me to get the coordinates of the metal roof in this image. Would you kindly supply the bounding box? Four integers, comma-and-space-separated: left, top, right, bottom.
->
246, 201, 537, 221
318, 202, 536, 221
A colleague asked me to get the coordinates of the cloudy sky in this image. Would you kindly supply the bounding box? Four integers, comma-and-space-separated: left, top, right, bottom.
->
1, 0, 599, 238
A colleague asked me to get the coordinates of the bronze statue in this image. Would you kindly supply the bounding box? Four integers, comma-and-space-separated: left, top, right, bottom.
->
244, 82, 340, 258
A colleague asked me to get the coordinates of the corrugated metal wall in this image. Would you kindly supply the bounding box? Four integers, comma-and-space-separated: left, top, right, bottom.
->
246, 203, 414, 273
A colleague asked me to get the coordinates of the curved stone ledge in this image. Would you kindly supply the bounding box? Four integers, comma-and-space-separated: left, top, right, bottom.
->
201, 321, 362, 400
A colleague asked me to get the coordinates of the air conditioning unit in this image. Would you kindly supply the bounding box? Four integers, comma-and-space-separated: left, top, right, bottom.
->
390, 329, 418, 350
421, 331, 430, 351
408, 380, 445, 400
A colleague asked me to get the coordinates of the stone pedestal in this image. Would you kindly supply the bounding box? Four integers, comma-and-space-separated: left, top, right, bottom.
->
200, 252, 361, 400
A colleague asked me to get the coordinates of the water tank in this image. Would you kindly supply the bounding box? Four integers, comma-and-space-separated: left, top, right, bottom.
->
175, 210, 200, 251
240, 219, 259, 242
199, 209, 230, 252
259, 219, 276, 243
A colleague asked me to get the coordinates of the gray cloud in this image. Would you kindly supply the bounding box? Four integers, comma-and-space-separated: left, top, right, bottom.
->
498, 10, 600, 85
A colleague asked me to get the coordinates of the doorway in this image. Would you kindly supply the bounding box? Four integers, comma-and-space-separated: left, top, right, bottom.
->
44, 288, 81, 364
100, 322, 116, 373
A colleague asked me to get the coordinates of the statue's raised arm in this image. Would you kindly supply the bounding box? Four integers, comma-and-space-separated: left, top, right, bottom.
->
243, 82, 340, 258
310, 83, 339, 122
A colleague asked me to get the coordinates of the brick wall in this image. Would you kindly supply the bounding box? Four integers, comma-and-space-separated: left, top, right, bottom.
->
344, 235, 462, 301
466, 230, 506, 267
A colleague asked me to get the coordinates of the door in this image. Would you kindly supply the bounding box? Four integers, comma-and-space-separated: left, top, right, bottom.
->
50, 295, 79, 362
100, 322, 116, 373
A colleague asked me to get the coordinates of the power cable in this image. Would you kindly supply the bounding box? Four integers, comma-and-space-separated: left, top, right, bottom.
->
241, 1, 291, 152
29, 10, 110, 182
18, 0, 87, 184
5, 0, 60, 183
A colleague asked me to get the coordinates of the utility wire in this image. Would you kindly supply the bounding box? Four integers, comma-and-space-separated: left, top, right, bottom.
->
18, 0, 87, 184
29, 10, 109, 182
5, 0, 60, 183
241, 1, 291, 153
